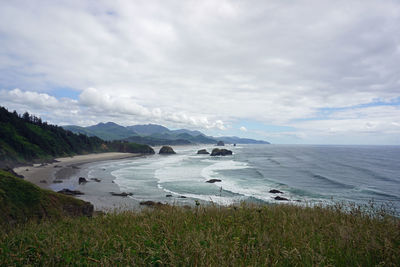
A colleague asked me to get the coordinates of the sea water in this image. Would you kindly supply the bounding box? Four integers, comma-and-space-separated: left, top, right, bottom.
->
86, 145, 400, 211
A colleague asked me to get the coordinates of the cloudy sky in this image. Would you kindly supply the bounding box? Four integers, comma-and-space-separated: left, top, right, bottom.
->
0, 0, 399, 144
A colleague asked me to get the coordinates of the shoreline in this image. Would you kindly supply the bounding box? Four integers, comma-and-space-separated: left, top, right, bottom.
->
13, 152, 148, 211
13, 152, 143, 189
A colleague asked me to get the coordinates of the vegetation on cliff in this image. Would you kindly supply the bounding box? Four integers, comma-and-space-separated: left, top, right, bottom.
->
0, 170, 93, 226
0, 107, 154, 167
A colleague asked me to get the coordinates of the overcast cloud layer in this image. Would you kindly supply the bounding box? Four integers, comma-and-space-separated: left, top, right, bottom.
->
0, 0, 399, 144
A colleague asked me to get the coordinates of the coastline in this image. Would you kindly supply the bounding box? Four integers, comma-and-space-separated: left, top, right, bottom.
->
13, 152, 148, 211
13, 152, 142, 189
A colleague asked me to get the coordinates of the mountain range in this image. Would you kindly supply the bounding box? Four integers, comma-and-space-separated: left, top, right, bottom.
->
62, 122, 270, 145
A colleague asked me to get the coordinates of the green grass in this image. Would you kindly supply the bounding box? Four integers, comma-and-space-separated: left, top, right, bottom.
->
1, 202, 399, 266
0, 170, 92, 226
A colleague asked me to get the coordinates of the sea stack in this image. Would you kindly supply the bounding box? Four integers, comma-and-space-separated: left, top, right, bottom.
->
216, 140, 225, 146
159, 146, 176, 154
210, 148, 232, 156
197, 149, 210, 154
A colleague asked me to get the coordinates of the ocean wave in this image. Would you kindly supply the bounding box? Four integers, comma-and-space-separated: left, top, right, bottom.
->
310, 173, 355, 189
357, 188, 400, 200
159, 186, 242, 205
331, 161, 399, 184
201, 160, 250, 181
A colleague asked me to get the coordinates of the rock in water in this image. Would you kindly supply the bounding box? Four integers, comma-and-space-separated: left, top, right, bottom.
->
58, 189, 84, 195
159, 146, 176, 154
78, 177, 88, 184
140, 201, 165, 206
197, 149, 210, 154
210, 148, 233, 156
269, 189, 283, 194
110, 192, 133, 197
274, 196, 289, 201
216, 140, 225, 146
206, 179, 222, 183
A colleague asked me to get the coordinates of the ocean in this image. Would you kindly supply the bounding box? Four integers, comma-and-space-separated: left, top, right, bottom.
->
84, 144, 400, 211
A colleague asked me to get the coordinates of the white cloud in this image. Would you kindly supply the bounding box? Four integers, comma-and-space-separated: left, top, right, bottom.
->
78, 87, 225, 129
79, 87, 151, 117
0, 1, 400, 143
291, 106, 400, 135
0, 87, 226, 129
0, 88, 59, 109
240, 126, 247, 132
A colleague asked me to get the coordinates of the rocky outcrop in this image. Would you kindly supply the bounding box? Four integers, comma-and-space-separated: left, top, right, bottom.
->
206, 179, 222, 183
140, 201, 166, 206
274, 196, 289, 201
78, 177, 88, 184
2, 167, 24, 178
216, 141, 225, 146
58, 188, 84, 195
110, 192, 133, 197
210, 148, 233, 156
269, 189, 283, 194
159, 146, 176, 154
62, 202, 93, 217
197, 149, 210, 154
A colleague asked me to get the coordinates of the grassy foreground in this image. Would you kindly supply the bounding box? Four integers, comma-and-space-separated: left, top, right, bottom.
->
1, 203, 399, 266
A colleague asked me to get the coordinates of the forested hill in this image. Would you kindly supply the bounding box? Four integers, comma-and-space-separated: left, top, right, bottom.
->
0, 107, 154, 167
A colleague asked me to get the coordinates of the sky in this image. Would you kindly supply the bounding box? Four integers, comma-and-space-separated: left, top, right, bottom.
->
0, 0, 399, 145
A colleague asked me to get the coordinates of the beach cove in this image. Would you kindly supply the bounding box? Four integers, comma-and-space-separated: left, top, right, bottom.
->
13, 144, 400, 213
13, 152, 147, 211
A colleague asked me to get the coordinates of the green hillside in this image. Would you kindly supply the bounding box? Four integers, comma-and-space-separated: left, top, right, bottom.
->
60, 125, 95, 137
0, 170, 93, 226
63, 122, 271, 145
64, 122, 138, 141
0, 107, 154, 167
64, 122, 218, 145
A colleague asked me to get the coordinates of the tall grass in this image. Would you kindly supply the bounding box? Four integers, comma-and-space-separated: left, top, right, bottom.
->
1, 202, 399, 266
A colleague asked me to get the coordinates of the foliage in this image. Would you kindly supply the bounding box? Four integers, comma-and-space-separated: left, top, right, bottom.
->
0, 170, 91, 226
0, 201, 399, 266
107, 141, 155, 154
0, 107, 154, 166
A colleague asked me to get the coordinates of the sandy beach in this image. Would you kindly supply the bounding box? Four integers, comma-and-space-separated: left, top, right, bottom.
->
13, 152, 141, 189
13, 152, 149, 211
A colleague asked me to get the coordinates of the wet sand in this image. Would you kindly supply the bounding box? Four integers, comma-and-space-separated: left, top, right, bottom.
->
13, 153, 141, 189
13, 152, 148, 211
